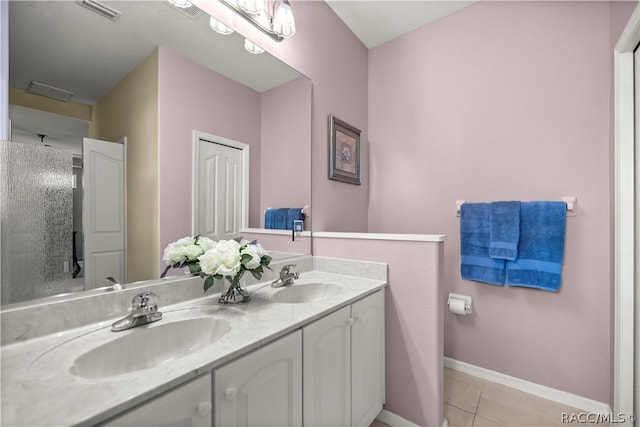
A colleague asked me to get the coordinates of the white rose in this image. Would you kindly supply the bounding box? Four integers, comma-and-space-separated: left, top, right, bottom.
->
183, 243, 204, 261
175, 236, 195, 246
199, 249, 223, 276
241, 245, 261, 270
253, 243, 266, 257
163, 243, 185, 265
197, 237, 216, 252
217, 247, 241, 276
217, 239, 241, 253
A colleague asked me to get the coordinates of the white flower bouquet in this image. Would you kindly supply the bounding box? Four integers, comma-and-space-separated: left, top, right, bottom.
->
162, 235, 272, 303
161, 235, 216, 277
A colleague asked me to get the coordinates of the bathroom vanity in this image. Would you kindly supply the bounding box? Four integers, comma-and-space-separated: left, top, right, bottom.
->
0, 256, 386, 427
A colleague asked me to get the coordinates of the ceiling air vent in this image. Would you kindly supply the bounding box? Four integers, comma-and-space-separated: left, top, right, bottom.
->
165, 2, 205, 20
76, 0, 122, 22
26, 81, 74, 102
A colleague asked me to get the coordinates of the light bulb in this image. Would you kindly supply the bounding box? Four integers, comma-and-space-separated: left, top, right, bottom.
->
209, 16, 234, 35
273, 1, 296, 37
237, 0, 264, 14
167, 0, 192, 8
244, 39, 264, 54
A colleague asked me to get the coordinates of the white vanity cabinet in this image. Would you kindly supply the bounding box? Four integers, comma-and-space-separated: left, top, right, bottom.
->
303, 290, 385, 427
101, 373, 212, 427
214, 330, 303, 427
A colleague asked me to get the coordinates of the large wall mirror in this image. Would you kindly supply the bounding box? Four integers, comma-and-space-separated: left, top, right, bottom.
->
2, 0, 311, 306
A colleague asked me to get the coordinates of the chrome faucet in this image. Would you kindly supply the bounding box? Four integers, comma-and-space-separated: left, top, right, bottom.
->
271, 264, 299, 288
106, 276, 122, 291
111, 292, 163, 332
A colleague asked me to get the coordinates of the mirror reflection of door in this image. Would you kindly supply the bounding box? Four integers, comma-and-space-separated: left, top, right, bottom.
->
82, 137, 126, 288
194, 134, 248, 241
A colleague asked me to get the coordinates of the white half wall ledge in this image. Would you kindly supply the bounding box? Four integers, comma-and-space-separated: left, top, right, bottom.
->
444, 357, 611, 415
312, 231, 446, 242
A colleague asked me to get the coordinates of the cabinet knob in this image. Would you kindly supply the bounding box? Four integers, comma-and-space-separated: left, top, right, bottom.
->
196, 401, 212, 417
347, 318, 355, 326
224, 387, 238, 401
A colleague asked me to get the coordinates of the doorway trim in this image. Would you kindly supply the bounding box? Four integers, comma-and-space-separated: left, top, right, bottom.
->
614, 3, 639, 423
191, 130, 250, 237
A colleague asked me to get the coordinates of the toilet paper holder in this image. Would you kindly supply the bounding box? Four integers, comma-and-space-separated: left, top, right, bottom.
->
448, 293, 472, 315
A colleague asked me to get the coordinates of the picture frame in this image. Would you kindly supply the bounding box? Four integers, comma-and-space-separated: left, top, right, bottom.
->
328, 114, 361, 185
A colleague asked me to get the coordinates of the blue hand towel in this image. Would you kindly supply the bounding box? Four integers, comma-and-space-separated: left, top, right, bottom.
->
272, 208, 288, 229
460, 203, 506, 285
265, 209, 275, 229
285, 208, 304, 230
505, 201, 566, 292
489, 201, 521, 261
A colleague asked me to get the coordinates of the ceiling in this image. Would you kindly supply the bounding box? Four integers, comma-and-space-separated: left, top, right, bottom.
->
326, 1, 475, 49
8, 0, 473, 150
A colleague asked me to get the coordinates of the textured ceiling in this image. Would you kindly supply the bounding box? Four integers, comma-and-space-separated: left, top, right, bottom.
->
325, 0, 475, 49
8, 0, 474, 146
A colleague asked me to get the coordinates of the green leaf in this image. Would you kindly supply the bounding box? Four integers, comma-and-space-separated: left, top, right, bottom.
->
241, 253, 253, 264
189, 263, 201, 273
250, 270, 262, 280
203, 276, 214, 293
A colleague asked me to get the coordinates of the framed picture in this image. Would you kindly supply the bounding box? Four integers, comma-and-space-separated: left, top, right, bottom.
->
328, 114, 361, 185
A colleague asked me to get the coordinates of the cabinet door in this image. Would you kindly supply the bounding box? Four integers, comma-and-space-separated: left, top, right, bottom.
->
101, 374, 212, 427
303, 305, 351, 427
351, 291, 385, 427
214, 331, 302, 427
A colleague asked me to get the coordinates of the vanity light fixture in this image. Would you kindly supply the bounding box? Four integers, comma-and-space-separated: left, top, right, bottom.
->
210, 16, 234, 35
218, 0, 296, 42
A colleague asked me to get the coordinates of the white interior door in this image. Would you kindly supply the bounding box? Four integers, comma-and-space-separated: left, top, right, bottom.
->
82, 137, 126, 289
194, 133, 248, 241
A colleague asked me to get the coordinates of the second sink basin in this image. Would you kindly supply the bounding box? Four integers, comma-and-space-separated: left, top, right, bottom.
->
71, 317, 230, 379
271, 282, 341, 304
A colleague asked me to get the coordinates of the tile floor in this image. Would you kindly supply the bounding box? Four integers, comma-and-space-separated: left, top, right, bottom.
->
444, 368, 601, 427
370, 367, 599, 427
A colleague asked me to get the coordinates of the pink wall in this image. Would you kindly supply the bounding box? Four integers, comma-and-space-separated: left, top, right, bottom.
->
273, 1, 370, 232
194, 0, 370, 232
260, 76, 312, 226
158, 48, 261, 268
314, 236, 445, 427
367, 1, 634, 405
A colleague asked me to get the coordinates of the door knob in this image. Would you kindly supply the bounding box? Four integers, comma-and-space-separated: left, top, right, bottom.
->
196, 401, 212, 417
224, 387, 238, 401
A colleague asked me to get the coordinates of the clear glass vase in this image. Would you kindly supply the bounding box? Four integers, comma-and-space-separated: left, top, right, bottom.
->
218, 272, 251, 304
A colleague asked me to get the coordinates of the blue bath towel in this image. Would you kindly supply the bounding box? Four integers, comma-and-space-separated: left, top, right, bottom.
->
505, 201, 566, 292
460, 203, 506, 285
489, 201, 521, 261
265, 208, 304, 230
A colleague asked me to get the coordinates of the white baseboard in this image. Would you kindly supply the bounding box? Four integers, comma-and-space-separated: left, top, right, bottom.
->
444, 357, 612, 414
376, 409, 447, 427
376, 409, 420, 427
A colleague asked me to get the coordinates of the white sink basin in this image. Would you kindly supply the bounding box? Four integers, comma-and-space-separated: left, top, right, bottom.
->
271, 283, 341, 304
70, 317, 230, 379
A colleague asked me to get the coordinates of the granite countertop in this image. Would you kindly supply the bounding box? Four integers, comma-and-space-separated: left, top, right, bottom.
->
1, 270, 386, 427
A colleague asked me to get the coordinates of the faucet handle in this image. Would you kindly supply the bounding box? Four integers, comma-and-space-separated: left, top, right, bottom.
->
132, 292, 156, 308
281, 264, 297, 274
